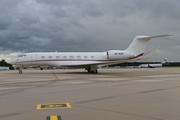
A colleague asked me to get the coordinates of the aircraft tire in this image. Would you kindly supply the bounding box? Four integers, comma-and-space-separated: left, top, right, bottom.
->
19, 70, 22, 74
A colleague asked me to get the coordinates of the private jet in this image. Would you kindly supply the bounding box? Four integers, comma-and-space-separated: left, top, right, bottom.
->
138, 58, 167, 68
8, 34, 172, 74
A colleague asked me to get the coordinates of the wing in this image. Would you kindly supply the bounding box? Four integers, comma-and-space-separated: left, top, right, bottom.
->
60, 60, 129, 69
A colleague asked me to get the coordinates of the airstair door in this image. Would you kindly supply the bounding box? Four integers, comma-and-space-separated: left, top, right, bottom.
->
107, 52, 109, 59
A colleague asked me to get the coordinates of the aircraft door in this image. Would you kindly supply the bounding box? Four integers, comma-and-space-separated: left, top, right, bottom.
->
31, 53, 37, 65
107, 52, 109, 59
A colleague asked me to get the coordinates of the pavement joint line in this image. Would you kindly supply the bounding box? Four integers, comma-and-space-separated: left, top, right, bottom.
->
52, 71, 59, 81
139, 89, 164, 93
73, 104, 162, 120
0, 79, 56, 85
0, 113, 20, 119
75, 96, 116, 104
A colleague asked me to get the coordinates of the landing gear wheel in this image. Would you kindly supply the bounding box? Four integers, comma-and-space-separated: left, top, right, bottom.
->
40, 68, 43, 70
19, 70, 22, 74
86, 67, 98, 74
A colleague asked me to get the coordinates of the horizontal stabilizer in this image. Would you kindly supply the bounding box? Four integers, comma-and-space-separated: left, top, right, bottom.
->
137, 34, 173, 40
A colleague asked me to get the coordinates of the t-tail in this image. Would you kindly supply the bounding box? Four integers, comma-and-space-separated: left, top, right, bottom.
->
126, 34, 172, 59
161, 58, 167, 65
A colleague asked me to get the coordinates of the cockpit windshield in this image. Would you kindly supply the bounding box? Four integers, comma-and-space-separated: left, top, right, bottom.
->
18, 54, 26, 57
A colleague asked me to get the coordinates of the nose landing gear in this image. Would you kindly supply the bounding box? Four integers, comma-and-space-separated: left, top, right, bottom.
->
19, 70, 22, 74
17, 68, 23, 74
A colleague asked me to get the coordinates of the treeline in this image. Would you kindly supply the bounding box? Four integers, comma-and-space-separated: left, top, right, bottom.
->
0, 59, 14, 69
117, 62, 180, 67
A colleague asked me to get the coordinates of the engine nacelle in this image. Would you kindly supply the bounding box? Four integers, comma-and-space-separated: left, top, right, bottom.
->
107, 50, 134, 59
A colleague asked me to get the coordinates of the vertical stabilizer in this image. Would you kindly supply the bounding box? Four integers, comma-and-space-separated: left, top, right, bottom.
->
126, 34, 172, 56
162, 58, 167, 65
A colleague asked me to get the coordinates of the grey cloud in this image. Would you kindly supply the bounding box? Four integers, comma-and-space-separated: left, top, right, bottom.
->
0, 0, 179, 61
37, 0, 103, 18
133, 0, 180, 19
36, 0, 69, 5
0, 16, 13, 30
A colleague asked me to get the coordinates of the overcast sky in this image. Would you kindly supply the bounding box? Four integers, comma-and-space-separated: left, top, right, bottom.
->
0, 0, 179, 62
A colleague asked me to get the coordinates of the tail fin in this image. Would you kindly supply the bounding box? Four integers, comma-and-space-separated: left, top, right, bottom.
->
161, 58, 167, 65
126, 34, 172, 56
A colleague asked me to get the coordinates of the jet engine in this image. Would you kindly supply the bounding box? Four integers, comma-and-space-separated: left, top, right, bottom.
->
107, 50, 134, 59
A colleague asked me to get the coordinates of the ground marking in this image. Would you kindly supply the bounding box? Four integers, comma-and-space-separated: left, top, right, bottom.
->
47, 115, 62, 120
36, 102, 71, 110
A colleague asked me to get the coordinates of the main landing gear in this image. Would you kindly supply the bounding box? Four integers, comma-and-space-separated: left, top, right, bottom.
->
86, 67, 98, 73
88, 69, 98, 73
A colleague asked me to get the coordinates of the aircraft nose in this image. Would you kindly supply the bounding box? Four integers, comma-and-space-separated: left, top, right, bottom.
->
7, 59, 14, 65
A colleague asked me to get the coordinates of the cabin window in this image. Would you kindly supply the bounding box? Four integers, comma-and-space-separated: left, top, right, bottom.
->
77, 56, 81, 59
63, 56, 67, 59
41, 56, 45, 59
49, 56, 52, 59
70, 56, 74, 59
91, 56, 94, 59
84, 56, 88, 59
56, 56, 60, 59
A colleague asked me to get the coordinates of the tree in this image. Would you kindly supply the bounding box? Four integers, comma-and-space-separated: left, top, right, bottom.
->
0, 59, 14, 69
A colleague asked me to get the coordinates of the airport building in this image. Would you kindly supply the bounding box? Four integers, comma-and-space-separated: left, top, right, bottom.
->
0, 66, 9, 70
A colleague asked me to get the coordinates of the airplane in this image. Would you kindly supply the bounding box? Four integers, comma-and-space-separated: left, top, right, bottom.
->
138, 58, 167, 68
8, 34, 172, 74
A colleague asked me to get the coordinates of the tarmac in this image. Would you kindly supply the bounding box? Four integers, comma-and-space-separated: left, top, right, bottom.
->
0, 68, 180, 120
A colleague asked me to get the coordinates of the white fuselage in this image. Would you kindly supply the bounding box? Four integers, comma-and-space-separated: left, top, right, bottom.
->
10, 51, 135, 69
